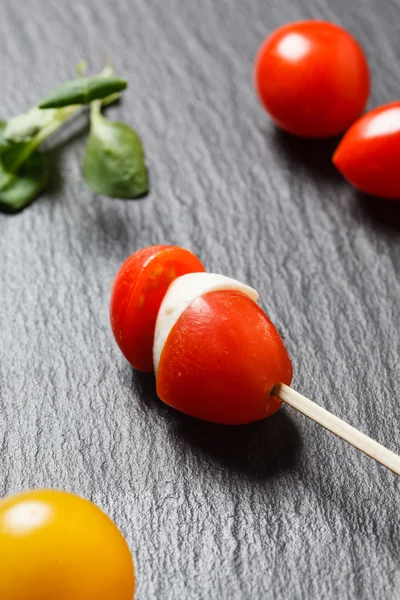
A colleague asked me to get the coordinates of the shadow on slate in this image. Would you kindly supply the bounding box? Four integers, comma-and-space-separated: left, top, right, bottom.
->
89, 201, 133, 249
269, 127, 344, 184
135, 371, 301, 481
42, 114, 91, 199
270, 127, 400, 239
355, 192, 400, 235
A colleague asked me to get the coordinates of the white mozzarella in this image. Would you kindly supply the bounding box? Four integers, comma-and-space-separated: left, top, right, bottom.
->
153, 272, 258, 373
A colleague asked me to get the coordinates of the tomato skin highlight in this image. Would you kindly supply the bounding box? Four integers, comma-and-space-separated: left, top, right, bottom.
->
333, 101, 400, 200
157, 290, 293, 425
0, 489, 135, 600
110, 245, 205, 372
255, 21, 370, 138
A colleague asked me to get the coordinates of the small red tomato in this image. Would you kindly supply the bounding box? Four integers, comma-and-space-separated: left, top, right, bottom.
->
333, 101, 400, 199
156, 290, 293, 425
110, 245, 205, 372
255, 21, 370, 138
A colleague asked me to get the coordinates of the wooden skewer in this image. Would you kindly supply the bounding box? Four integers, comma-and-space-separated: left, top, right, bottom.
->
273, 382, 400, 476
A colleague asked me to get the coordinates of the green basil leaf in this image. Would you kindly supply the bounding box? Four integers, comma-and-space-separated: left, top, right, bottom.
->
0, 121, 9, 151
0, 162, 13, 191
0, 139, 33, 173
39, 76, 127, 109
4, 107, 57, 142
83, 114, 148, 199
0, 151, 48, 213
0, 121, 37, 173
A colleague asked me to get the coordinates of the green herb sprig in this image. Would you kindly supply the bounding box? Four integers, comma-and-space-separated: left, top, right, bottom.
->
0, 64, 148, 213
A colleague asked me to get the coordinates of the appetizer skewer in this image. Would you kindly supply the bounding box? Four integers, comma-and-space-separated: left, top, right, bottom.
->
111, 245, 400, 475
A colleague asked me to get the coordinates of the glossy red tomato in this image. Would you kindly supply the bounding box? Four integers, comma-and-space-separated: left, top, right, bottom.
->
157, 290, 293, 425
255, 21, 370, 138
333, 101, 400, 199
111, 245, 205, 371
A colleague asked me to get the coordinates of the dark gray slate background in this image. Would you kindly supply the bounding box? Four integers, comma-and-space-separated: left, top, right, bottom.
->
1, 0, 400, 598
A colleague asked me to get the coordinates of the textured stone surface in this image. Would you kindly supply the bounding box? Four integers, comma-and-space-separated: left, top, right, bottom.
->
0, 0, 400, 598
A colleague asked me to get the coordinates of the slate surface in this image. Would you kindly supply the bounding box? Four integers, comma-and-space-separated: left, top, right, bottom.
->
1, 0, 400, 598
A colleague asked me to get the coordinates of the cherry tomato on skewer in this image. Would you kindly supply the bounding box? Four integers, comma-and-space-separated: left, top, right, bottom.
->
156, 285, 292, 424
254, 21, 370, 138
110, 245, 205, 372
333, 101, 400, 200
0, 489, 135, 600
111, 249, 292, 425
111, 248, 400, 474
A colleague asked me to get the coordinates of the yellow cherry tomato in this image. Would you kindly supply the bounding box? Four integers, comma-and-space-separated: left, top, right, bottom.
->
0, 489, 135, 600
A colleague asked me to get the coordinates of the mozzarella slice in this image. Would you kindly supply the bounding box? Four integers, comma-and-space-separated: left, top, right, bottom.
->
153, 272, 258, 374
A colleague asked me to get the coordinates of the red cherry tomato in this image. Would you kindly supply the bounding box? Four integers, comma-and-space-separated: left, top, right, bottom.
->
156, 290, 293, 425
110, 245, 205, 372
333, 101, 400, 200
255, 21, 370, 138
